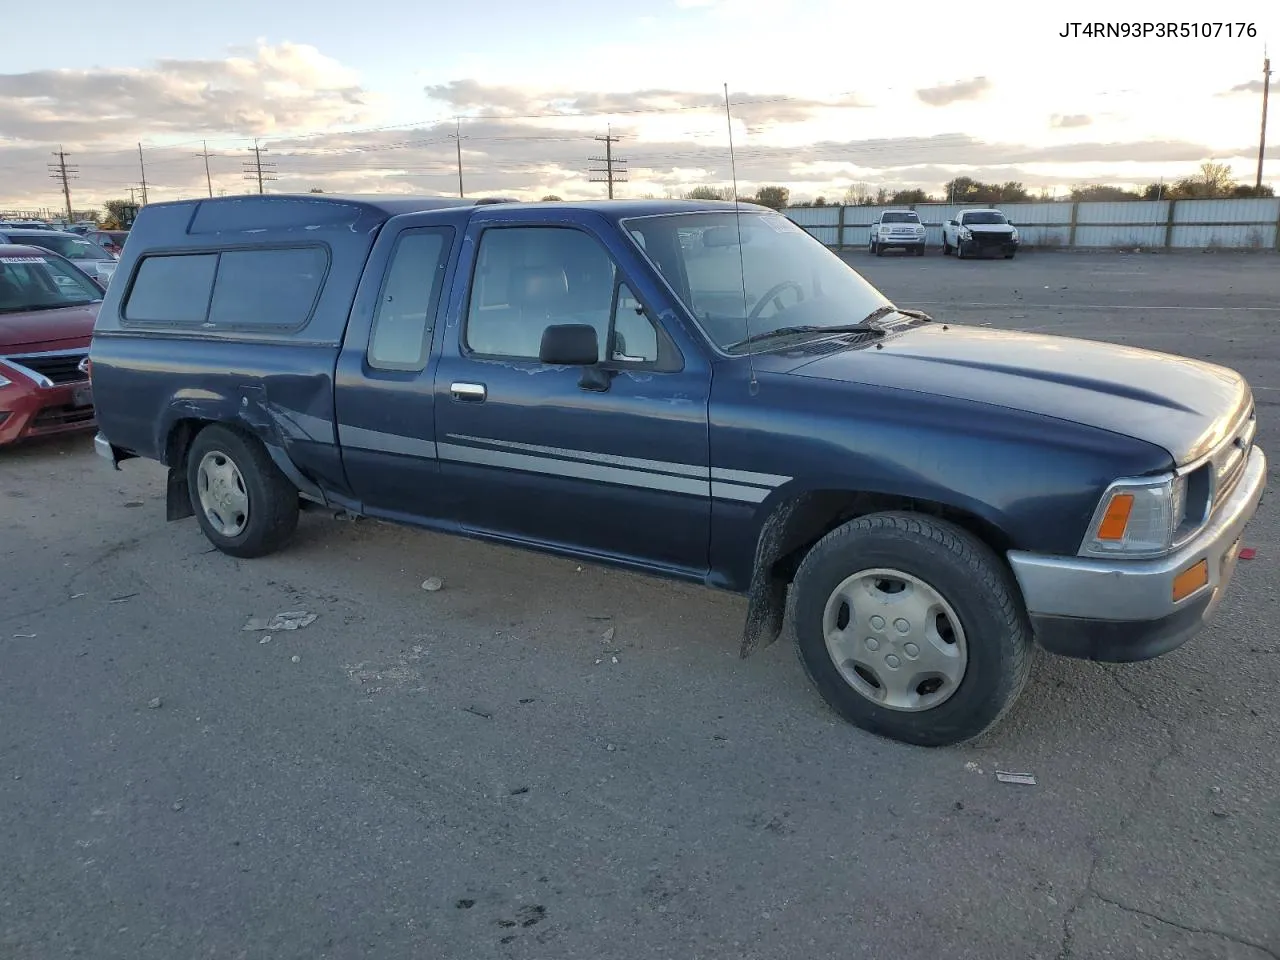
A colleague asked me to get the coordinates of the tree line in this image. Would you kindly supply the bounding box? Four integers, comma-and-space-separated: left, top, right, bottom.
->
801, 162, 1273, 209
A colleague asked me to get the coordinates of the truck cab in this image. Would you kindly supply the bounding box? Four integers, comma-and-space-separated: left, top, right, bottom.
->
87, 194, 1265, 747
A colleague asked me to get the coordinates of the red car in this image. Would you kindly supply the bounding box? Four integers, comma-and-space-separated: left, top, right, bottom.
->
0, 243, 102, 446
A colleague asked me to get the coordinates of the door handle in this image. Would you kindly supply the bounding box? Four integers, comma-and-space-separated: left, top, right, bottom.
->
451, 381, 487, 402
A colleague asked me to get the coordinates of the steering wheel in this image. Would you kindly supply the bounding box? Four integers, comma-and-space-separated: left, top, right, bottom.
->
748, 280, 805, 321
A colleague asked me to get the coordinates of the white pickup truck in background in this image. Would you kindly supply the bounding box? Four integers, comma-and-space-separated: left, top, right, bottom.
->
942, 208, 1020, 259
867, 210, 926, 256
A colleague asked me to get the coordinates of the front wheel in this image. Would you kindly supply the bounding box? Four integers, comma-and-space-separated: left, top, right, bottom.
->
790, 512, 1033, 747
187, 424, 300, 558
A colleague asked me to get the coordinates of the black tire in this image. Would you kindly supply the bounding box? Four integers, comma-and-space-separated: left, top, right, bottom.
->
915, 246, 925, 257
873, 240, 883, 257
790, 511, 1033, 747
1004, 251, 1016, 259
955, 241, 966, 260
942, 238, 951, 255
186, 424, 300, 558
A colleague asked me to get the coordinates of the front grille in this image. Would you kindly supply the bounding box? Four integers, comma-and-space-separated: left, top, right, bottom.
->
4, 351, 87, 385
32, 404, 95, 431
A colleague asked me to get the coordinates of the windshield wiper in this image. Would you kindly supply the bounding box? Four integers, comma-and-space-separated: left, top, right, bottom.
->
726, 323, 886, 351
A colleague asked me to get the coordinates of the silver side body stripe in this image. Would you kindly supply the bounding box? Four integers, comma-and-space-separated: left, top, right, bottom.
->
334, 427, 790, 503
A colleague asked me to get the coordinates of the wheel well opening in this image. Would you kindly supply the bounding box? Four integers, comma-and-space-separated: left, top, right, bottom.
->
165, 419, 210, 470
768, 491, 1014, 585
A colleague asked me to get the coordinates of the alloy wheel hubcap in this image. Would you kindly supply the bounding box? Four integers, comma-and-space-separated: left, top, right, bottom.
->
822, 567, 968, 712
196, 451, 250, 537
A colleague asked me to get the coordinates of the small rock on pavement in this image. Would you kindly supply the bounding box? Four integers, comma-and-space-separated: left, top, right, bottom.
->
606, 743, 617, 752
171, 801, 184, 812
1211, 807, 1229, 819
244, 611, 318, 632
147, 697, 163, 709
421, 577, 445, 592
602, 627, 616, 643
259, 635, 272, 644
291, 655, 301, 664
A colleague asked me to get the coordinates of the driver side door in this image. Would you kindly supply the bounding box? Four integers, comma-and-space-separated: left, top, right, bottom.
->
433, 219, 714, 577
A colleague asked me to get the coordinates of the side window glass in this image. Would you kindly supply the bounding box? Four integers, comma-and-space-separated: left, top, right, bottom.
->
207, 247, 327, 328
610, 283, 659, 363
123, 254, 218, 324
465, 226, 616, 361
368, 229, 452, 371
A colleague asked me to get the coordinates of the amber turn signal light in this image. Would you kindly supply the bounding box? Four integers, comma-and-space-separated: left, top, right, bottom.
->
1096, 493, 1135, 540
1172, 559, 1209, 602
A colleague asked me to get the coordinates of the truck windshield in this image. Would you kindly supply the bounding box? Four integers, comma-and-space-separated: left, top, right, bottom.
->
0, 253, 103, 313
962, 212, 1007, 225
622, 210, 892, 353
881, 212, 919, 223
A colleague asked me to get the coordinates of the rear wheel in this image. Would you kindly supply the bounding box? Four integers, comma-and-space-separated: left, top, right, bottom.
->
790, 512, 1033, 747
186, 425, 300, 558
942, 237, 952, 255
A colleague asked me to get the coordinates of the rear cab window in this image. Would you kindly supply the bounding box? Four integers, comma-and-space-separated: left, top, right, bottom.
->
366, 227, 455, 371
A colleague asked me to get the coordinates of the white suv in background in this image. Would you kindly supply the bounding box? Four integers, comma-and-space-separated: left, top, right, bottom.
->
868, 210, 926, 256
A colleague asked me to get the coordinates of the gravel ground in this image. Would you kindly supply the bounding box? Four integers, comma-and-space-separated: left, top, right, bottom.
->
2, 251, 1277, 960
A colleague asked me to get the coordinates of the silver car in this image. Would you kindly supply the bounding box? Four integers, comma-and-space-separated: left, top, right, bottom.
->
0, 228, 118, 284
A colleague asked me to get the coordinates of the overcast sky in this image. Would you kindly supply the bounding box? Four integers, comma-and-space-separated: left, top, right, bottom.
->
1, 0, 1276, 212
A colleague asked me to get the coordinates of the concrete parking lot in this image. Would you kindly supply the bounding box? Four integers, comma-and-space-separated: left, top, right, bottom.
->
2, 251, 1277, 960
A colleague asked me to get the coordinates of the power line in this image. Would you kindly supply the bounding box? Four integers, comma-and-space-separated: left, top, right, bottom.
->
243, 139, 278, 194
450, 118, 465, 198
1258, 51, 1272, 190
588, 127, 627, 199
137, 143, 149, 205
48, 146, 78, 222
196, 140, 215, 197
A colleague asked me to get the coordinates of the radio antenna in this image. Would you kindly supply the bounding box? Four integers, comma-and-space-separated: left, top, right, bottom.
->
724, 82, 757, 394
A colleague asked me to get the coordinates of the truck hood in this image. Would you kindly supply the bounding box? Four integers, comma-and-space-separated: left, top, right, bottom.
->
962, 223, 1014, 234
0, 304, 98, 353
785, 323, 1251, 465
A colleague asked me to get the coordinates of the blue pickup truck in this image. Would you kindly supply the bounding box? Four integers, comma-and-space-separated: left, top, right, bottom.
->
87, 194, 1266, 746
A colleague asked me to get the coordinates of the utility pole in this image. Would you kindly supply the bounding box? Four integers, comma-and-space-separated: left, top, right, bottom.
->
137, 143, 149, 205
242, 139, 277, 194
589, 126, 628, 199
1257, 51, 1272, 190
196, 140, 214, 197
48, 146, 78, 223
451, 118, 465, 198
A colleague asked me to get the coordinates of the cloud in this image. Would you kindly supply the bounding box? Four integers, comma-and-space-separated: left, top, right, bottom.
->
1051, 114, 1092, 129
423, 80, 867, 126
915, 77, 991, 107
1218, 79, 1265, 96
0, 42, 370, 144
2, 67, 1275, 212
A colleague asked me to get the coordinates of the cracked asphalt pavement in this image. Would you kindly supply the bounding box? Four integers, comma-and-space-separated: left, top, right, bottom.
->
2, 251, 1277, 959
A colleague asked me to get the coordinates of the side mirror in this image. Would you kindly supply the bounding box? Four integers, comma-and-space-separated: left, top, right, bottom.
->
539, 324, 599, 366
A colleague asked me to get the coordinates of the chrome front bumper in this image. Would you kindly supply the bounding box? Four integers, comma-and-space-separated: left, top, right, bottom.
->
1007, 444, 1266, 657
94, 430, 122, 469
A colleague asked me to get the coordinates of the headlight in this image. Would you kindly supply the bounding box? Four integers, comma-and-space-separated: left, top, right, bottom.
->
1010, 227, 1019, 241
1079, 473, 1188, 558
959, 228, 972, 240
